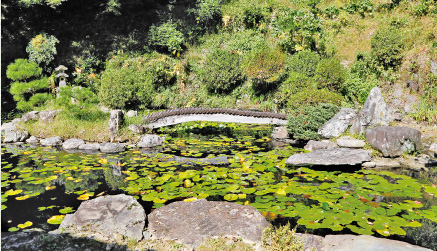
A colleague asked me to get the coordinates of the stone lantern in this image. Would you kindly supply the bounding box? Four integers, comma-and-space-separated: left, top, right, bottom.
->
55, 65, 68, 88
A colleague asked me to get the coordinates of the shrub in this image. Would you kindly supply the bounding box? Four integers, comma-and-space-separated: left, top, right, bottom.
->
371, 25, 405, 70
286, 87, 343, 110
58, 86, 105, 121
262, 223, 304, 251
148, 20, 185, 53
242, 44, 286, 83
286, 51, 321, 77
286, 103, 339, 140
195, 0, 222, 31
98, 53, 176, 109
342, 73, 378, 104
274, 72, 311, 108
6, 59, 42, 82
26, 33, 59, 70
225, 30, 265, 54
350, 52, 377, 79
197, 48, 244, 94
243, 5, 265, 28
314, 57, 345, 90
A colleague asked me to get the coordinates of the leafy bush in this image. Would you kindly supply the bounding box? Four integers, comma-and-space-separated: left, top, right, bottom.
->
286, 51, 321, 77
7, 59, 51, 111
371, 25, 405, 70
286, 87, 343, 110
26, 33, 59, 70
341, 73, 378, 104
411, 74, 437, 123
262, 223, 304, 251
242, 44, 286, 83
197, 48, 244, 93
342, 0, 374, 17
98, 53, 176, 109
314, 57, 345, 90
243, 5, 265, 28
58, 86, 105, 121
274, 72, 311, 108
350, 52, 377, 79
6, 59, 42, 81
286, 103, 339, 140
221, 30, 265, 54
148, 20, 185, 53
195, 0, 222, 31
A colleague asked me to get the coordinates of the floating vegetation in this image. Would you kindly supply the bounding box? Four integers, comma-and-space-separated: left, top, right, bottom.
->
1, 122, 436, 249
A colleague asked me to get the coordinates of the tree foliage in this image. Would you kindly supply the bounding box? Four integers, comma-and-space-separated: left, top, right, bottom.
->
26, 33, 59, 70
6, 59, 42, 82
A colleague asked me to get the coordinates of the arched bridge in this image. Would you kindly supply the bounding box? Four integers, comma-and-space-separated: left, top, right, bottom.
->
142, 108, 288, 129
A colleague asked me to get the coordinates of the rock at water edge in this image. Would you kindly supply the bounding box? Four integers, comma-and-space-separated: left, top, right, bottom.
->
62, 138, 85, 150
109, 110, 124, 142
365, 126, 422, 157
26, 136, 39, 144
286, 148, 372, 166
100, 143, 125, 153
323, 235, 431, 251
304, 140, 338, 152
51, 194, 145, 242
271, 126, 288, 139
3, 130, 30, 143
78, 143, 101, 151
137, 134, 165, 148
318, 108, 356, 138
350, 87, 393, 135
147, 199, 270, 249
336, 137, 365, 148
40, 137, 63, 146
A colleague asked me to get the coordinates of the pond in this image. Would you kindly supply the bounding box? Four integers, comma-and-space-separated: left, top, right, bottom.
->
1, 122, 437, 250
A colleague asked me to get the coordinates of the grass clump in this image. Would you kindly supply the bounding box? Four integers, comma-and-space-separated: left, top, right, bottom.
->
262, 223, 304, 251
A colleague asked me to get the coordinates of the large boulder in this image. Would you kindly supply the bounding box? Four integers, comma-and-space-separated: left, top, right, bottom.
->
39, 110, 61, 122
26, 136, 39, 144
286, 148, 372, 166
147, 199, 270, 249
51, 194, 145, 242
100, 143, 125, 153
1, 118, 21, 134
3, 129, 30, 143
40, 136, 63, 146
21, 111, 39, 123
350, 87, 393, 135
62, 138, 85, 150
271, 126, 289, 139
365, 126, 422, 157
78, 143, 101, 151
318, 108, 356, 138
128, 124, 144, 134
137, 134, 165, 148
304, 140, 337, 152
108, 110, 124, 142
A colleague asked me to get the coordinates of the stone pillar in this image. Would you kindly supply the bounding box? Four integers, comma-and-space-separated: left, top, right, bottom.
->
108, 110, 124, 142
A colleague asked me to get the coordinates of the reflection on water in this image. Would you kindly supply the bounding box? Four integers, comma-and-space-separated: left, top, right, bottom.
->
1, 122, 436, 250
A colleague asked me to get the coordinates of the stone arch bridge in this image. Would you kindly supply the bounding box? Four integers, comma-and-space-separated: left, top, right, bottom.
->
142, 108, 287, 129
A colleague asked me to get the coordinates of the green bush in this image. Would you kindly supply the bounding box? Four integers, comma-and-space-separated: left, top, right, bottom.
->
371, 25, 405, 70
58, 86, 105, 121
195, 0, 222, 31
274, 72, 311, 108
243, 5, 265, 28
262, 223, 304, 251
314, 57, 345, 90
225, 30, 265, 54
350, 52, 377, 79
286, 103, 339, 140
341, 73, 378, 104
6, 59, 42, 82
98, 53, 176, 109
286, 87, 343, 110
242, 44, 286, 83
26, 33, 59, 70
148, 20, 185, 53
286, 51, 321, 77
197, 48, 244, 94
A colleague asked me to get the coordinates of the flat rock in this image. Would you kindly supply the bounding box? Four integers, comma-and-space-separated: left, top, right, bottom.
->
365, 126, 422, 157
323, 234, 430, 251
318, 108, 356, 138
62, 138, 85, 150
21, 111, 39, 122
373, 157, 401, 169
137, 134, 165, 148
3, 129, 30, 143
350, 87, 393, 135
39, 110, 61, 122
336, 137, 365, 148
78, 143, 101, 151
147, 199, 270, 249
26, 136, 39, 144
51, 194, 145, 242
362, 161, 376, 168
100, 143, 125, 153
128, 124, 144, 134
295, 234, 324, 251
126, 110, 138, 117
40, 136, 63, 146
1, 118, 21, 134
304, 140, 338, 152
286, 148, 372, 166
271, 126, 288, 139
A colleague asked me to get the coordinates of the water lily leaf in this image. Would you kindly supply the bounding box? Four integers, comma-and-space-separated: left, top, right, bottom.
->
59, 207, 75, 214
8, 227, 19, 232
47, 215, 65, 225
77, 194, 90, 200
17, 221, 32, 229
16, 195, 30, 200
184, 197, 197, 202
406, 221, 421, 227
45, 186, 56, 191
224, 194, 238, 201
1, 205, 6, 210
153, 198, 167, 204
5, 189, 23, 196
